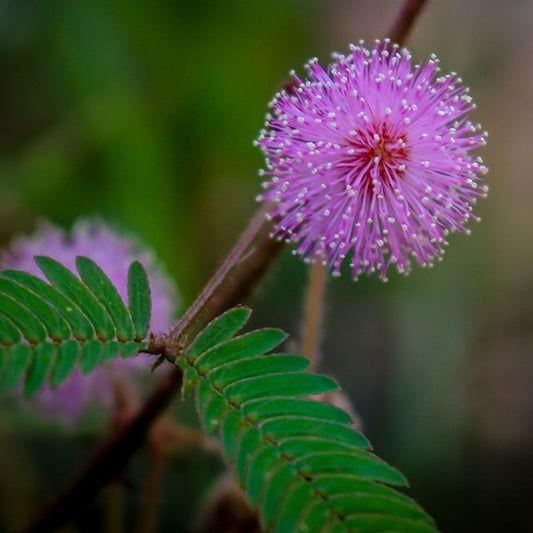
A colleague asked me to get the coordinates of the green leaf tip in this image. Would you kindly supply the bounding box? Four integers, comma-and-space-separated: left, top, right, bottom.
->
186, 306, 252, 360
127, 260, 151, 341
176, 306, 438, 533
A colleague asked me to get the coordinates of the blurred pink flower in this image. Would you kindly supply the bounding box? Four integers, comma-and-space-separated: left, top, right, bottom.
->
256, 40, 488, 280
0, 218, 178, 422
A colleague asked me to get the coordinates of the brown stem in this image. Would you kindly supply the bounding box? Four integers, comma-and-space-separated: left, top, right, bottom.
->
209, 225, 284, 315
166, 202, 276, 352
386, 0, 430, 46
300, 263, 328, 366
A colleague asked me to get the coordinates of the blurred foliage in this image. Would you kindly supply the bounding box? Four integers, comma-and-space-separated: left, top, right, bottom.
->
1, 0, 532, 532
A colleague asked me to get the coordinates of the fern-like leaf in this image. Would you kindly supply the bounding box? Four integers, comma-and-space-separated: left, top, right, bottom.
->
178, 307, 439, 533
0, 256, 152, 397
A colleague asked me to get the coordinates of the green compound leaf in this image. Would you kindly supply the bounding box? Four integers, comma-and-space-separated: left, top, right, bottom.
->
177, 307, 439, 533
0, 256, 154, 397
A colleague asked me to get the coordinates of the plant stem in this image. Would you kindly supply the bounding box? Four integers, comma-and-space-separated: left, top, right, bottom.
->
300, 263, 328, 366
166, 202, 278, 352
386, 0, 430, 45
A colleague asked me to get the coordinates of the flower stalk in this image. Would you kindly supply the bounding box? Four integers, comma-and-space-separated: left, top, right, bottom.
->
300, 262, 328, 365
387, 0, 429, 45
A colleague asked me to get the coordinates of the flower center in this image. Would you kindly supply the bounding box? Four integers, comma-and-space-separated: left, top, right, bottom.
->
345, 123, 409, 190
371, 138, 396, 164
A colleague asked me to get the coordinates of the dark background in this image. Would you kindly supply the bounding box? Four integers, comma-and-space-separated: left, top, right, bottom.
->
0, 1, 532, 532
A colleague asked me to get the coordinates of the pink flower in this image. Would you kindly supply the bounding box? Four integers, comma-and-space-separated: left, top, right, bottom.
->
0, 218, 178, 422
256, 40, 488, 280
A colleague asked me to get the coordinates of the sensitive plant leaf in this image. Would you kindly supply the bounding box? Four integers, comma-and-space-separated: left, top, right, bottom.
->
260, 417, 370, 449
103, 341, 122, 363
0, 314, 21, 346
328, 514, 438, 533
246, 446, 280, 505
0, 293, 47, 344
278, 437, 359, 457
1, 270, 95, 340
0, 277, 71, 341
35, 256, 116, 341
235, 427, 262, 482
194, 328, 287, 372
121, 341, 147, 358
271, 481, 313, 533
177, 307, 438, 533
76, 257, 135, 342
223, 372, 338, 403
127, 260, 151, 341
243, 398, 352, 425
0, 345, 32, 393
186, 306, 252, 360
80, 340, 104, 374
310, 475, 418, 506
326, 494, 433, 524
201, 392, 228, 434
209, 354, 309, 388
0, 256, 153, 396
302, 479, 429, 530
261, 463, 300, 529
50, 340, 80, 387
220, 408, 243, 458
24, 343, 55, 398
294, 451, 406, 485
181, 366, 199, 399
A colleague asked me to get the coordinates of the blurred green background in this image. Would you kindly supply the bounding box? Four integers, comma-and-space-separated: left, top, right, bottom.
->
1, 0, 532, 532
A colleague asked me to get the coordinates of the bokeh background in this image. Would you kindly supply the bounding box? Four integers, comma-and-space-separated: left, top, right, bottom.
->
1, 0, 532, 532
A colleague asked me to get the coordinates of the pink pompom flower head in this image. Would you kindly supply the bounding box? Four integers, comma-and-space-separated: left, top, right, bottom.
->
0, 218, 178, 423
256, 39, 488, 280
